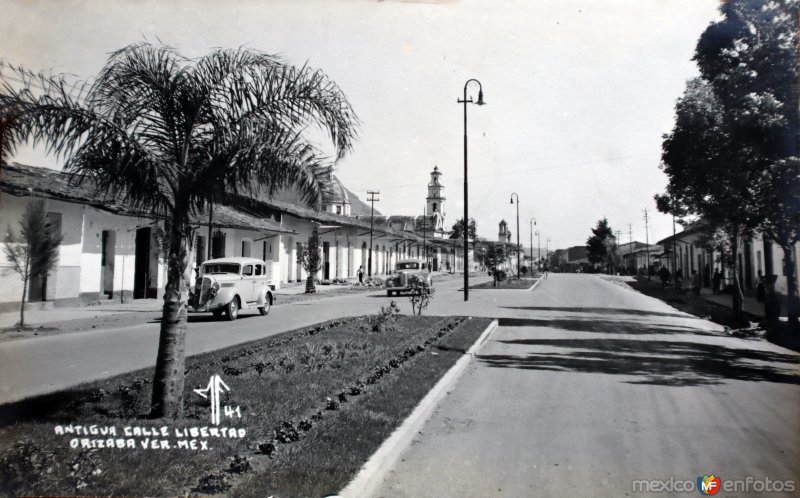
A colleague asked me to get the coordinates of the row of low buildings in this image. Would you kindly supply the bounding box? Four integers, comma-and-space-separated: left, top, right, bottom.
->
0, 162, 474, 312
654, 223, 799, 299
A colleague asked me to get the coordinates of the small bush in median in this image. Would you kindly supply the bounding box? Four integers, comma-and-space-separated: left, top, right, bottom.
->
408, 276, 435, 315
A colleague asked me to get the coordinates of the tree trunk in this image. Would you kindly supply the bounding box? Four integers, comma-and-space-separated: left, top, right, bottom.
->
19, 252, 30, 329
150, 212, 191, 419
305, 274, 316, 293
18, 277, 27, 329
730, 227, 744, 324
781, 243, 800, 325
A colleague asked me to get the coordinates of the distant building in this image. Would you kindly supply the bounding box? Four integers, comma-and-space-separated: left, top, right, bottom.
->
498, 220, 511, 243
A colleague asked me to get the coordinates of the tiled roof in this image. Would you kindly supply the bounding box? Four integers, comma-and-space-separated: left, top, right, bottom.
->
1, 162, 141, 216
1, 163, 294, 234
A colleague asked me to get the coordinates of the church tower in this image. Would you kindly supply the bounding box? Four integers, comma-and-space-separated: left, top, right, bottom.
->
426, 165, 445, 217
499, 220, 511, 243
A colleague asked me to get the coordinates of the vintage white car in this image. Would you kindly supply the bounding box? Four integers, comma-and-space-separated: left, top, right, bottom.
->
385, 259, 432, 296
189, 257, 275, 321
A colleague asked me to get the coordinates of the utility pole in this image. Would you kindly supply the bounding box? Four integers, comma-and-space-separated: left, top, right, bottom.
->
628, 223, 633, 274
422, 204, 427, 266
614, 230, 622, 274
644, 209, 651, 280
367, 190, 379, 277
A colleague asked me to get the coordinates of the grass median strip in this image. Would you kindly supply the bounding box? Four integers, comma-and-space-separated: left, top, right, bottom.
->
470, 277, 538, 290
0, 311, 492, 498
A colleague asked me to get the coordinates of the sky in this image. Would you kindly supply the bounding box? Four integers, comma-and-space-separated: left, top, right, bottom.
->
1, 0, 723, 251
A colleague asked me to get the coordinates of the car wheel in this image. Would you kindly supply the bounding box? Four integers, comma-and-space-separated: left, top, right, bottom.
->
226, 297, 239, 321
259, 295, 271, 316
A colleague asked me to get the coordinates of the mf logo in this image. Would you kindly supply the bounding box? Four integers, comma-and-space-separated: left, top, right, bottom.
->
697, 474, 721, 495
193, 374, 230, 425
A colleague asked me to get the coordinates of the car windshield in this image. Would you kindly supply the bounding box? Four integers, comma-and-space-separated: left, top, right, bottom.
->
396, 262, 420, 270
203, 263, 241, 274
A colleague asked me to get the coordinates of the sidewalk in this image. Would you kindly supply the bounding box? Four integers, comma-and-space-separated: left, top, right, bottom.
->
700, 290, 765, 319
0, 298, 162, 329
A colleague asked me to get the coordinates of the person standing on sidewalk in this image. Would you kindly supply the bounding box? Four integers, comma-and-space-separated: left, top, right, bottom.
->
713, 269, 722, 295
357, 265, 364, 284
756, 270, 766, 303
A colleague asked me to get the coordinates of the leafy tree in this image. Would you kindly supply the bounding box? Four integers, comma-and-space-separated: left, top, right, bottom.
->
482, 242, 508, 287
3, 199, 62, 328
586, 218, 617, 273
407, 276, 434, 315
658, 0, 799, 322
0, 43, 358, 418
449, 217, 476, 240
298, 228, 322, 294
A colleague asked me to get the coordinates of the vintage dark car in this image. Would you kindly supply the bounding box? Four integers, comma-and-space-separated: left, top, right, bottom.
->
385, 258, 432, 296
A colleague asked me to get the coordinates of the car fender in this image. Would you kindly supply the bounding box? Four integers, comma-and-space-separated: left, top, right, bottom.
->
257, 288, 274, 306
214, 288, 238, 306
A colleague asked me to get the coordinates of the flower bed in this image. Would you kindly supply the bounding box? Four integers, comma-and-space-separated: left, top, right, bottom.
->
470, 277, 538, 290
0, 313, 492, 497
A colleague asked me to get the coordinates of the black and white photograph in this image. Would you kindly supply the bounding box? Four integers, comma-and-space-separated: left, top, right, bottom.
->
0, 0, 798, 497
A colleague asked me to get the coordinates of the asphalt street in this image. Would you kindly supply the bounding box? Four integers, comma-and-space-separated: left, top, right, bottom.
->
1, 274, 797, 498
0, 275, 483, 403
368, 274, 800, 497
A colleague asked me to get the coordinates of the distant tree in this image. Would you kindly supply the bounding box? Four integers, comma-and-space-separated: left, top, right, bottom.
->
586, 218, 616, 273
483, 243, 508, 287
450, 217, 477, 240
3, 199, 62, 328
298, 228, 322, 294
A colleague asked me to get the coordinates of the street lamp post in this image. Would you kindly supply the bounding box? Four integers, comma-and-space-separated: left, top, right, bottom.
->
510, 193, 520, 278
457, 79, 485, 301
529, 217, 536, 272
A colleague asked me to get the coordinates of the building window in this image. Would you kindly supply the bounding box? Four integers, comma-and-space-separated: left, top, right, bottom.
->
241, 239, 252, 257
336, 205, 342, 215
432, 202, 438, 213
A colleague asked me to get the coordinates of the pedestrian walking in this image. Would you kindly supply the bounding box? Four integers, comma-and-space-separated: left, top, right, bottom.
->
712, 269, 722, 295
357, 265, 364, 284
756, 270, 766, 303
658, 266, 670, 288
543, 261, 549, 279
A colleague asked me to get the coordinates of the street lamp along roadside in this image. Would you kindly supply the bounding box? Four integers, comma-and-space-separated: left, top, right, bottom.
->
457, 79, 485, 301
510, 192, 520, 279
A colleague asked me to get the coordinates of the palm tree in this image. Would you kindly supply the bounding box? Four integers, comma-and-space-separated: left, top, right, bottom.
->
0, 43, 358, 418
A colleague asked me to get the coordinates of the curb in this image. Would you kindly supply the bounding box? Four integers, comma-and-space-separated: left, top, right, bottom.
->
338, 318, 499, 498
528, 278, 542, 291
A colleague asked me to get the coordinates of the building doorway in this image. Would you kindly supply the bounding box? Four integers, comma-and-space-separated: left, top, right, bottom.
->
134, 227, 158, 299
101, 230, 116, 299
323, 241, 330, 280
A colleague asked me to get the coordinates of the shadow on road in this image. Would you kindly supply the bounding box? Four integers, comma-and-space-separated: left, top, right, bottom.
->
501, 306, 689, 319
480, 336, 800, 387
497, 317, 721, 337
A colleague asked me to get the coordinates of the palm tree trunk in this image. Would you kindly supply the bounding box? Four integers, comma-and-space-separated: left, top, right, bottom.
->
150, 213, 191, 419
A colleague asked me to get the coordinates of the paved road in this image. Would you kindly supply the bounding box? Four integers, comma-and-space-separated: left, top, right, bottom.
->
0, 275, 486, 403
368, 274, 800, 497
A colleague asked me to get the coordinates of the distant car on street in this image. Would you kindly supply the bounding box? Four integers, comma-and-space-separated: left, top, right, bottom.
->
385, 259, 432, 296
189, 257, 275, 320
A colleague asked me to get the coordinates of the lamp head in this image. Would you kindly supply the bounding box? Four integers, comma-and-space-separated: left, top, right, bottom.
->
476, 89, 485, 106
510, 196, 513, 204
